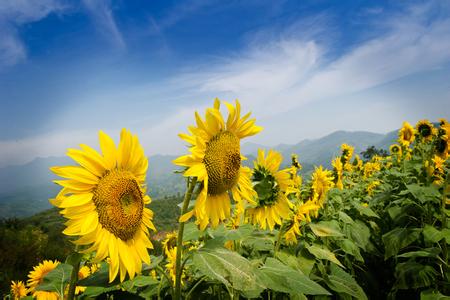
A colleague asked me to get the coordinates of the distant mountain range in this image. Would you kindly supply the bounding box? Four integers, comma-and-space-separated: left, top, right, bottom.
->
0, 129, 398, 218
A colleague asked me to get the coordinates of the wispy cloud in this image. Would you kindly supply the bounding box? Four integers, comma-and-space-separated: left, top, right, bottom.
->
174, 1, 450, 117
0, 0, 67, 67
82, 0, 125, 49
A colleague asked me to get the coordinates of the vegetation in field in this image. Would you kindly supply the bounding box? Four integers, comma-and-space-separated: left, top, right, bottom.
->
2, 100, 449, 300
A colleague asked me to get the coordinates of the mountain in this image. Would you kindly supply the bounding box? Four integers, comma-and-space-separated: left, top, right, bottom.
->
0, 129, 398, 219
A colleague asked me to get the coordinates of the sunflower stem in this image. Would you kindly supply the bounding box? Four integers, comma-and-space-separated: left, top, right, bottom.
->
174, 176, 198, 300
67, 254, 80, 300
274, 223, 286, 255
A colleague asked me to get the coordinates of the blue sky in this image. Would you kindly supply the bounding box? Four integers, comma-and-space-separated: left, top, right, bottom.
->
0, 0, 449, 167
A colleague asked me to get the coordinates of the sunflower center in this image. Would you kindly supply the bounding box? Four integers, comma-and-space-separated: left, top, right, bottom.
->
203, 131, 241, 195
252, 166, 279, 206
93, 170, 143, 241
392, 146, 400, 153
418, 124, 431, 137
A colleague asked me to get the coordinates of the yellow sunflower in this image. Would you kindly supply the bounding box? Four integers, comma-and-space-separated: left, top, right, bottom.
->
165, 246, 184, 286
340, 143, 354, 166
284, 200, 320, 245
366, 180, 381, 196
363, 161, 381, 178
162, 231, 178, 255
75, 265, 91, 295
246, 149, 293, 231
332, 157, 344, 190
398, 121, 415, 147
27, 260, 60, 300
389, 144, 402, 156
310, 166, 334, 208
416, 119, 436, 142
173, 99, 262, 230
50, 129, 155, 282
436, 122, 450, 159
10, 281, 27, 300
352, 155, 363, 171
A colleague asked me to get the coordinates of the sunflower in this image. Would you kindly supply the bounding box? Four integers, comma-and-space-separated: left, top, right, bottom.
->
340, 143, 354, 166
366, 180, 381, 196
10, 281, 27, 300
389, 144, 402, 156
173, 99, 262, 230
416, 119, 435, 142
246, 149, 293, 230
332, 157, 344, 190
363, 162, 381, 178
435, 122, 450, 159
284, 200, 320, 244
311, 166, 334, 208
162, 231, 178, 255
352, 155, 363, 171
75, 265, 91, 295
27, 260, 60, 300
431, 155, 446, 185
165, 246, 184, 286
398, 121, 415, 147
50, 129, 155, 282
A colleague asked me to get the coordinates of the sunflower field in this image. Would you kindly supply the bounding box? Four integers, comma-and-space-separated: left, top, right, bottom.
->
5, 99, 450, 300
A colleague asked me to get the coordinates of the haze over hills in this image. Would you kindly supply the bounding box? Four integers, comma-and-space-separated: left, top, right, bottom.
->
0, 129, 398, 218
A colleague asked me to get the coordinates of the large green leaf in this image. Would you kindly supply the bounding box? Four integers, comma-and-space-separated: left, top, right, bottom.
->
306, 244, 344, 268
406, 184, 441, 204
309, 221, 344, 237
338, 239, 364, 262
192, 246, 264, 295
394, 262, 438, 289
258, 258, 330, 295
382, 227, 422, 259
82, 286, 121, 298
346, 220, 371, 251
36, 263, 73, 295
420, 289, 450, 300
326, 264, 367, 300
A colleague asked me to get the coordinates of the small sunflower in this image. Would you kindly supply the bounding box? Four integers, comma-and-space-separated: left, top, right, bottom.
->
75, 265, 91, 295
310, 166, 334, 208
162, 231, 178, 255
165, 246, 184, 286
389, 144, 402, 156
366, 180, 381, 196
27, 260, 60, 300
50, 129, 155, 282
340, 143, 354, 165
352, 155, 363, 171
246, 149, 293, 231
416, 119, 435, 142
10, 281, 27, 300
431, 155, 446, 185
398, 121, 415, 147
173, 99, 262, 230
284, 200, 320, 245
363, 162, 381, 178
435, 122, 450, 159
332, 157, 344, 190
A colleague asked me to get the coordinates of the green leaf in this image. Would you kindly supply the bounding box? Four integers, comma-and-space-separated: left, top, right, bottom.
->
339, 239, 364, 262
258, 258, 330, 295
406, 184, 441, 204
183, 222, 202, 241
309, 221, 344, 237
242, 235, 274, 252
36, 263, 73, 295
306, 244, 344, 268
82, 286, 120, 297
394, 262, 438, 289
423, 225, 445, 244
121, 275, 159, 291
382, 227, 422, 259
346, 220, 371, 251
397, 248, 440, 259
420, 289, 450, 300
354, 203, 380, 218
338, 211, 354, 224
326, 264, 367, 300
192, 246, 264, 295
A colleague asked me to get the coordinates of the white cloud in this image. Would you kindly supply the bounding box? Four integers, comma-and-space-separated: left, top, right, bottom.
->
0, 0, 67, 66
2, 1, 450, 167
82, 0, 125, 48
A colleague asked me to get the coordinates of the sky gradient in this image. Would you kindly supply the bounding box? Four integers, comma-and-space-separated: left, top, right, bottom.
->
1, 0, 449, 167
